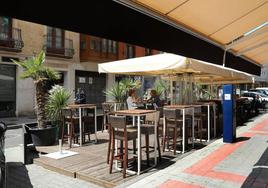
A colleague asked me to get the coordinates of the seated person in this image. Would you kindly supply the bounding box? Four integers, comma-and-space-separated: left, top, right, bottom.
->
147, 89, 162, 109
127, 89, 141, 110
75, 88, 86, 104
127, 89, 146, 124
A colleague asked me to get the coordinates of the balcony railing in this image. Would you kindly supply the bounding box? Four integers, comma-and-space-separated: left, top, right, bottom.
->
43, 35, 75, 58
0, 28, 24, 52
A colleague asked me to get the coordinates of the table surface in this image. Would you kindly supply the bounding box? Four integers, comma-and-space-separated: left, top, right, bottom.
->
102, 102, 125, 104
114, 109, 156, 115
194, 102, 215, 105
164, 105, 195, 109
68, 104, 96, 108
192, 103, 214, 107
164, 102, 215, 108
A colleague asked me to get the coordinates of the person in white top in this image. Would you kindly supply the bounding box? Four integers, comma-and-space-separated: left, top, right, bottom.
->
127, 89, 140, 110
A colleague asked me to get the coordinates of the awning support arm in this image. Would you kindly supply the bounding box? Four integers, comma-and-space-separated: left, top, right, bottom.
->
223, 49, 227, 67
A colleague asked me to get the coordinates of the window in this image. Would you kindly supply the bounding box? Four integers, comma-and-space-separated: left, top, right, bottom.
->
106, 40, 117, 54
0, 17, 11, 40
55, 28, 62, 48
101, 39, 107, 53
108, 40, 112, 53
47, 27, 53, 48
112, 41, 117, 54
90, 38, 95, 50
46, 27, 64, 49
89, 36, 112, 53
145, 48, 152, 56
90, 37, 101, 52
125, 44, 135, 58
95, 38, 101, 52
80, 35, 86, 50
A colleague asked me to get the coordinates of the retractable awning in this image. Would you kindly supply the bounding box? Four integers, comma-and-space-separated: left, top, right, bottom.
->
116, 0, 268, 71
0, 1, 261, 75
98, 53, 253, 84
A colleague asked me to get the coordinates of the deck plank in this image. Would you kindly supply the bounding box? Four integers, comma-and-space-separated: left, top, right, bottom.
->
33, 131, 196, 187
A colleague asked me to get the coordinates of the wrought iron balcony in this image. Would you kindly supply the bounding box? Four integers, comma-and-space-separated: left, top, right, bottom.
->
43, 35, 75, 59
0, 28, 24, 52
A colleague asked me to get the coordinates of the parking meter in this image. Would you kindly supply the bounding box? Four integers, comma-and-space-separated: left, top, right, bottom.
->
222, 84, 236, 143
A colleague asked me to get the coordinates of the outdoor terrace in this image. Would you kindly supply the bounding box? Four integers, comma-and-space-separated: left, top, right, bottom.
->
33, 131, 206, 188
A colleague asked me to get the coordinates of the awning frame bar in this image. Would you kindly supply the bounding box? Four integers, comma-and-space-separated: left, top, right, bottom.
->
225, 26, 268, 50
237, 40, 268, 56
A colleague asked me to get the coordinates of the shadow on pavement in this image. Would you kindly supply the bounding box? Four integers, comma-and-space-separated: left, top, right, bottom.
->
241, 147, 268, 188
235, 137, 250, 143
6, 162, 33, 188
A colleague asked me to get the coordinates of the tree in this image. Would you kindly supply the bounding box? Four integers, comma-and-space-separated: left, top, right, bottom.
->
13, 51, 60, 128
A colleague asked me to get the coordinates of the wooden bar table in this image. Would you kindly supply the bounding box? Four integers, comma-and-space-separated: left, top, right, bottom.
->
114, 109, 157, 175
68, 104, 97, 146
163, 105, 195, 153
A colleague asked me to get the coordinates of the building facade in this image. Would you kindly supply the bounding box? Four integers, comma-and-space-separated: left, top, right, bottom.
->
0, 17, 158, 117
0, 17, 78, 117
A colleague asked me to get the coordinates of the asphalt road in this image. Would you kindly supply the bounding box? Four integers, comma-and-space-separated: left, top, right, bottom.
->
5, 128, 23, 148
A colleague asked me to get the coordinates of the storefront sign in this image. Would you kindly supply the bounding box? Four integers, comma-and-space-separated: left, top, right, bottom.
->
79, 77, 86, 83
88, 77, 93, 84
224, 94, 231, 100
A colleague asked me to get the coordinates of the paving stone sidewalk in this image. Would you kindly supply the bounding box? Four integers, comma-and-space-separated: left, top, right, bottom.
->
120, 113, 268, 188
7, 163, 101, 188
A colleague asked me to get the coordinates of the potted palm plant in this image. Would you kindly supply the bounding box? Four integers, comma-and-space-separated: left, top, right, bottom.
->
104, 78, 141, 102
153, 79, 169, 100
13, 51, 60, 146
46, 85, 71, 140
104, 82, 126, 103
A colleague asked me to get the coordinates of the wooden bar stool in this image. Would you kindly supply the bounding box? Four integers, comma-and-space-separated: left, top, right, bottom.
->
141, 111, 161, 166
82, 111, 93, 143
163, 108, 185, 155
156, 107, 164, 145
184, 114, 193, 139
61, 107, 79, 148
82, 107, 98, 144
108, 115, 137, 178
194, 106, 206, 142
106, 111, 115, 164
106, 114, 136, 165
102, 103, 112, 132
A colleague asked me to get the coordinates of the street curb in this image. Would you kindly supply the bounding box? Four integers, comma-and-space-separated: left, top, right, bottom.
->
7, 124, 23, 130
7, 121, 37, 130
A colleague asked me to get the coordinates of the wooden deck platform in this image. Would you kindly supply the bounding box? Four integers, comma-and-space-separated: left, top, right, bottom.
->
34, 132, 204, 188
